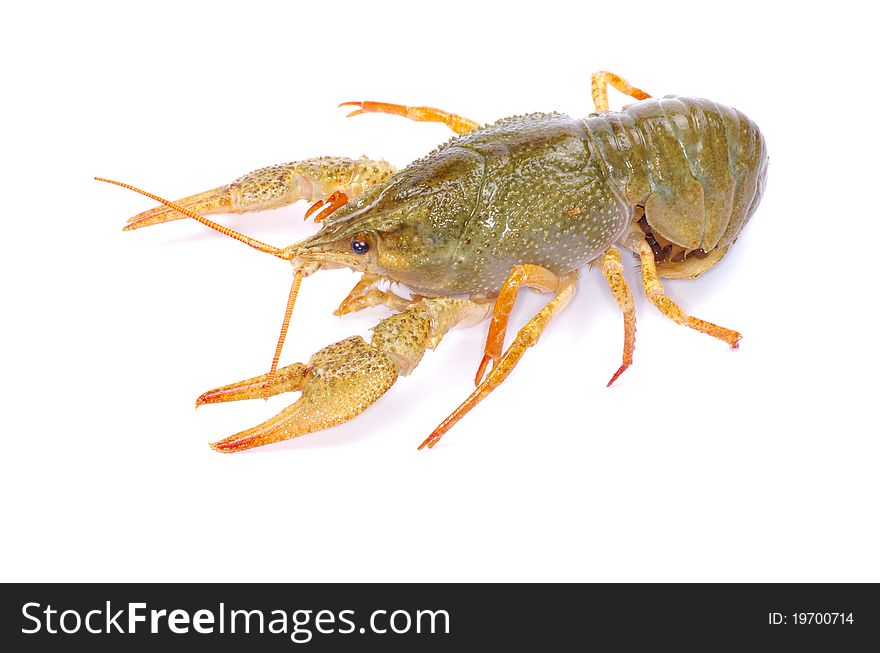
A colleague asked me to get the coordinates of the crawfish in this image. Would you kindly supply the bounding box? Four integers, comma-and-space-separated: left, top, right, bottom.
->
99, 72, 768, 452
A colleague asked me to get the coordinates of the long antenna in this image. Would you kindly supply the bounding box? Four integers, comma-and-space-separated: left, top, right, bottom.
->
96, 177, 290, 260
264, 269, 305, 398
102, 175, 317, 395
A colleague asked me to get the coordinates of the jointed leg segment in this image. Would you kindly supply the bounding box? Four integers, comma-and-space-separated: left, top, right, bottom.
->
591, 71, 652, 113
304, 191, 349, 223
421, 271, 578, 449
474, 264, 561, 386
334, 274, 417, 316
599, 246, 636, 386
340, 101, 480, 135
638, 240, 741, 348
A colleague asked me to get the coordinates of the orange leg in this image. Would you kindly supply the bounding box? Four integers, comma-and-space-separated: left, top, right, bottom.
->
474, 264, 561, 386
339, 101, 480, 135
420, 272, 578, 449
333, 274, 415, 316
600, 246, 636, 386
638, 239, 741, 347
304, 191, 349, 223
591, 71, 652, 112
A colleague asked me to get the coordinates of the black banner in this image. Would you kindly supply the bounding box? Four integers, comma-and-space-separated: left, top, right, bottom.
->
1, 583, 876, 650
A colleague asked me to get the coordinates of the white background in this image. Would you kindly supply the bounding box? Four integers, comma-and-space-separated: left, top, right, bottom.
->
2, 1, 877, 582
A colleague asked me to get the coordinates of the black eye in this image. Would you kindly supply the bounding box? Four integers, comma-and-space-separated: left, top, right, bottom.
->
351, 239, 370, 255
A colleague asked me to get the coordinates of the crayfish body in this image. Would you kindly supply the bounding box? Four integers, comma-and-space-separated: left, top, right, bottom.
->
101, 72, 767, 451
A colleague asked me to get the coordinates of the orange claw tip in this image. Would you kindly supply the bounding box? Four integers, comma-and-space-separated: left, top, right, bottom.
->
417, 432, 442, 450
303, 198, 325, 221
606, 364, 629, 388
209, 441, 237, 454
337, 102, 365, 118
195, 384, 252, 407
195, 384, 245, 407
208, 438, 248, 453
209, 434, 261, 453
474, 355, 492, 387
195, 390, 217, 407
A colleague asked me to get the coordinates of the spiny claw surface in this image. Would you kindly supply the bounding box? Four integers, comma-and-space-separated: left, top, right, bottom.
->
206, 337, 399, 453
122, 157, 395, 231
124, 185, 236, 231
196, 363, 310, 407
198, 298, 489, 452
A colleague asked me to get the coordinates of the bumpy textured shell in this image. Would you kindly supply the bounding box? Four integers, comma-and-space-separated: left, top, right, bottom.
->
585, 96, 768, 253
321, 98, 767, 296
445, 112, 629, 295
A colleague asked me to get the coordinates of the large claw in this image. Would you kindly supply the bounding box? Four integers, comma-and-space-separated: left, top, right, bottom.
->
201, 337, 399, 452
123, 185, 238, 231
123, 156, 395, 231
196, 297, 490, 452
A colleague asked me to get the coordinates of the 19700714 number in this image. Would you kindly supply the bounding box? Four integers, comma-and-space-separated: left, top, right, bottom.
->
792, 613, 854, 625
